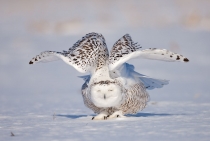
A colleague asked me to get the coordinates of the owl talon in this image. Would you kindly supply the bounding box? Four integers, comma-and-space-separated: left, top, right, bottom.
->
107, 111, 125, 119
92, 112, 108, 120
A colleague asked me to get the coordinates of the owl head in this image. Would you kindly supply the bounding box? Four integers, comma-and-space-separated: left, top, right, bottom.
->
90, 80, 124, 108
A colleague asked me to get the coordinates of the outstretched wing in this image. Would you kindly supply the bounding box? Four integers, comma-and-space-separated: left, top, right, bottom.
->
29, 32, 109, 73
110, 63, 169, 90
133, 72, 169, 90
109, 34, 189, 70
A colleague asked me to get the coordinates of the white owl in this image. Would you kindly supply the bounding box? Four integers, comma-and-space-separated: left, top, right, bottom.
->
29, 33, 189, 120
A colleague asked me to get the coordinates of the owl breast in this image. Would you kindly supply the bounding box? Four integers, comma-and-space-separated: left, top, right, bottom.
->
90, 83, 123, 108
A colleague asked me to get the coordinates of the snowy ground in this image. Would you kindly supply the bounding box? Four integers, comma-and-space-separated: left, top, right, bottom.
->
1, 0, 210, 141
1, 101, 210, 141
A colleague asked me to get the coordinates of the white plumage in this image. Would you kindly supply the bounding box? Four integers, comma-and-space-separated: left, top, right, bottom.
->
29, 33, 189, 120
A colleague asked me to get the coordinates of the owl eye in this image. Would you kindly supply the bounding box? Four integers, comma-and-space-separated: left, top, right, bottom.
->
108, 89, 113, 91
97, 90, 101, 92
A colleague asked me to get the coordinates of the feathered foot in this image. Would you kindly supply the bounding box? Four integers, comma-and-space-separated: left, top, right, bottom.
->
92, 111, 108, 120
107, 110, 125, 119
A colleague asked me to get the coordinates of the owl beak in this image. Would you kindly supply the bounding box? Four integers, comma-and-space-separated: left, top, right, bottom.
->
104, 94, 106, 99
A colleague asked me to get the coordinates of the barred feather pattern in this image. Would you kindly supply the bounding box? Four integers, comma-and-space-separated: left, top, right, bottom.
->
67, 32, 109, 72
29, 33, 109, 73
81, 81, 101, 113
109, 34, 142, 65
120, 82, 149, 114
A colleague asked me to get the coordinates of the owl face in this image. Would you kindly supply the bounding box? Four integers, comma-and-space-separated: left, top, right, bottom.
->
90, 83, 122, 108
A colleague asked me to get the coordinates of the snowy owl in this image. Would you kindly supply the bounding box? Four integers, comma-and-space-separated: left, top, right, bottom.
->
29, 33, 189, 120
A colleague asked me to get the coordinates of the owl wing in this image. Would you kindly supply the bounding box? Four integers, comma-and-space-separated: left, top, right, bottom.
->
29, 32, 108, 73
110, 63, 169, 90
78, 75, 91, 88
109, 34, 189, 71
133, 72, 169, 90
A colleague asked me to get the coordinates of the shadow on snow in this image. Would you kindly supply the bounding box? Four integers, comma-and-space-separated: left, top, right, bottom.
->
56, 112, 176, 119
56, 114, 92, 119
127, 112, 174, 117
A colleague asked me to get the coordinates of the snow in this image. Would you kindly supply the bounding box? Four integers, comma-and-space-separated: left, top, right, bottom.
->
1, 0, 210, 141
1, 101, 210, 141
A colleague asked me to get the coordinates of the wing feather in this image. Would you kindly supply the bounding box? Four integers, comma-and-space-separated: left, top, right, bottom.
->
109, 34, 189, 70
29, 32, 109, 73
110, 63, 169, 90
29, 51, 88, 73
135, 73, 169, 90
